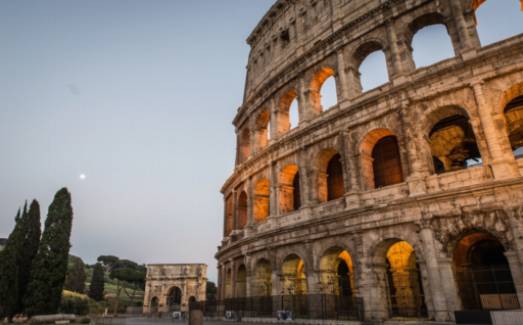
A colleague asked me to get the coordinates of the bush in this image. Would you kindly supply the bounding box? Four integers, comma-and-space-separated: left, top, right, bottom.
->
60, 296, 89, 315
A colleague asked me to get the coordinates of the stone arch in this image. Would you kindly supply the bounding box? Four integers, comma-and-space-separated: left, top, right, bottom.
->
500, 83, 523, 158
166, 286, 183, 311
279, 164, 300, 213
253, 258, 272, 297
281, 254, 308, 295
238, 127, 251, 163
472, 0, 523, 46
255, 109, 271, 151
225, 194, 233, 236
424, 106, 482, 173
236, 264, 247, 298
277, 88, 299, 135
452, 230, 520, 310
309, 66, 338, 113
254, 178, 270, 222
407, 12, 456, 68
319, 246, 356, 296
317, 149, 345, 202
237, 191, 248, 229
150, 296, 159, 314
352, 40, 390, 92
370, 239, 428, 318
360, 128, 404, 190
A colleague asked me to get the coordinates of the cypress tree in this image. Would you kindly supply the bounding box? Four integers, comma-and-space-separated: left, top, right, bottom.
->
64, 255, 86, 293
24, 188, 73, 316
88, 263, 105, 301
18, 200, 41, 312
0, 209, 23, 319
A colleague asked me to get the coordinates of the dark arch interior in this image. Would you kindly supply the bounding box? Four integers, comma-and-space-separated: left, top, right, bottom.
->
327, 154, 345, 200
167, 287, 182, 311
292, 171, 301, 210
454, 235, 519, 310
337, 259, 352, 297
372, 136, 403, 188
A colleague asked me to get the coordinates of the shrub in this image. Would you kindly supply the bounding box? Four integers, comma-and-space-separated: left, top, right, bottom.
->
60, 296, 89, 315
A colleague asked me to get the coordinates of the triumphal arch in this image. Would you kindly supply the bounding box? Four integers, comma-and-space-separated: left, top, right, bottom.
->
216, 0, 523, 323
142, 264, 207, 315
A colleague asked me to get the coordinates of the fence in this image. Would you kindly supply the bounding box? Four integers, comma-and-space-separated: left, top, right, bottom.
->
196, 295, 364, 321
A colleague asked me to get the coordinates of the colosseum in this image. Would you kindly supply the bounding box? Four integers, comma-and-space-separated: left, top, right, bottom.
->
216, 0, 523, 323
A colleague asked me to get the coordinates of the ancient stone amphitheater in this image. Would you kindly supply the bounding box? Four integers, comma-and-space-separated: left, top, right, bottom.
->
216, 0, 523, 323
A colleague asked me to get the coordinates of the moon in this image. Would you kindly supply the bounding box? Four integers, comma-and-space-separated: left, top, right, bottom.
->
79, 173, 87, 180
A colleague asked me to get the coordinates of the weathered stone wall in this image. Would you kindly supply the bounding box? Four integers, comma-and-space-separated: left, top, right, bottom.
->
143, 264, 207, 314
218, 0, 523, 322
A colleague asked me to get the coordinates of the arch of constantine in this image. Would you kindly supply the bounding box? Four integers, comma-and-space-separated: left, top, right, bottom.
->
142, 264, 207, 315
216, 0, 523, 322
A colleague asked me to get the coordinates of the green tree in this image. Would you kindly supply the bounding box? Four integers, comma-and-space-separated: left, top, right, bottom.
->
24, 188, 74, 316
18, 201, 41, 311
0, 209, 23, 318
88, 263, 105, 301
64, 255, 86, 293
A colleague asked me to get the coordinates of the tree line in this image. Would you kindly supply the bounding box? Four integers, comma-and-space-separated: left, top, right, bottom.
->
0, 188, 73, 320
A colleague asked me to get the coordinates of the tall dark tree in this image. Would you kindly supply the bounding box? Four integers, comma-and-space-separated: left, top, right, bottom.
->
88, 263, 105, 301
18, 201, 41, 311
24, 188, 73, 316
64, 255, 86, 293
0, 209, 23, 318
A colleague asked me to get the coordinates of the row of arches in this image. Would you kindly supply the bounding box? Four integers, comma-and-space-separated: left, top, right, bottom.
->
239, 2, 523, 164
227, 98, 523, 235
222, 230, 520, 318
148, 287, 198, 313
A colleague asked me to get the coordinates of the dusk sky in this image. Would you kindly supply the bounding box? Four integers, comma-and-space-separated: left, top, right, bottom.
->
1, 1, 522, 282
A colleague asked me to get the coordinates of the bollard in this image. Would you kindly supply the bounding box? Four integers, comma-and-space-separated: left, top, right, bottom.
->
188, 310, 203, 325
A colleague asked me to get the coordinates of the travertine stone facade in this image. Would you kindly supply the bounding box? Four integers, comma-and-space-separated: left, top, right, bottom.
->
143, 264, 207, 314
217, 0, 523, 322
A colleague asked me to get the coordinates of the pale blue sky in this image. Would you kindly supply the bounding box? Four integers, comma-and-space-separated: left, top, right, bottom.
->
0, 1, 522, 282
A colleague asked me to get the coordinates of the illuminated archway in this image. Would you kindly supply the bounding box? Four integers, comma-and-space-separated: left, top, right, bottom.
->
504, 95, 523, 158
281, 254, 308, 295
236, 264, 247, 298
318, 149, 345, 202
319, 247, 355, 297
310, 67, 338, 112
254, 178, 270, 222
385, 241, 427, 318
253, 259, 272, 297
453, 232, 519, 310
225, 195, 233, 236
278, 90, 299, 134
167, 287, 182, 312
279, 164, 301, 213
238, 127, 251, 163
255, 110, 270, 150
237, 191, 248, 229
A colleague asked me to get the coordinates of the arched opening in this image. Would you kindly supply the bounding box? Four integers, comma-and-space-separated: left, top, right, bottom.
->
453, 232, 520, 310
279, 164, 301, 214
409, 14, 455, 68
167, 287, 182, 312
320, 248, 355, 296
188, 296, 197, 311
255, 110, 271, 150
237, 191, 248, 229
429, 113, 482, 173
310, 67, 338, 113
385, 241, 427, 318
238, 127, 251, 163
278, 90, 299, 135
327, 154, 345, 200
474, 1, 523, 46
318, 149, 345, 202
281, 254, 308, 316
236, 265, 247, 298
150, 296, 159, 314
355, 42, 389, 92
253, 259, 272, 297
225, 195, 233, 236
225, 268, 233, 298
504, 95, 523, 158
372, 136, 404, 188
254, 178, 270, 222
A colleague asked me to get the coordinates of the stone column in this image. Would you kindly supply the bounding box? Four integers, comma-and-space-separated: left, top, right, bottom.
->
336, 50, 350, 101
472, 82, 519, 179
345, 63, 362, 100
357, 260, 389, 321
448, 0, 481, 53
231, 189, 237, 231
269, 98, 279, 141
419, 227, 452, 321
298, 77, 316, 123
437, 257, 462, 318
385, 19, 414, 80
246, 177, 254, 227
298, 149, 314, 208
505, 251, 523, 308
